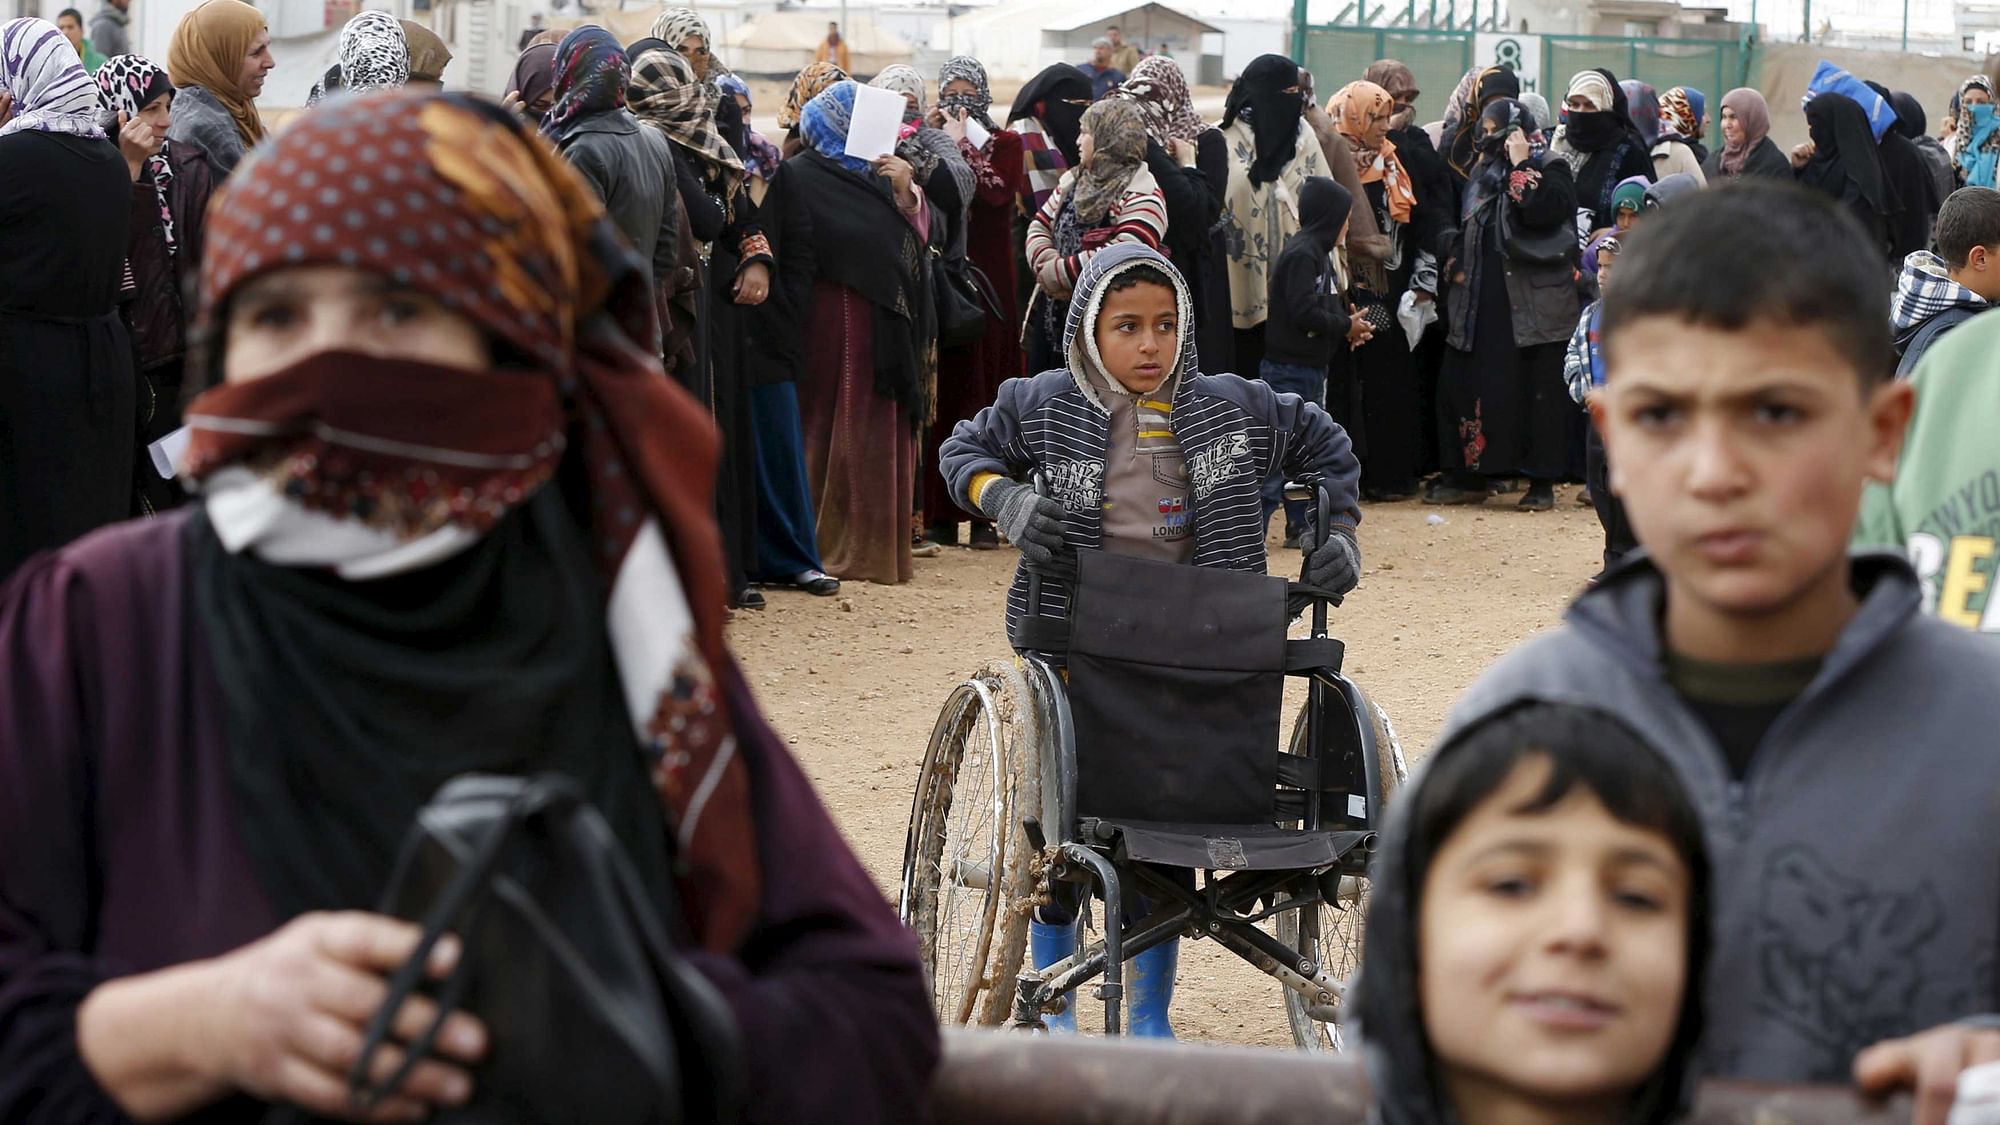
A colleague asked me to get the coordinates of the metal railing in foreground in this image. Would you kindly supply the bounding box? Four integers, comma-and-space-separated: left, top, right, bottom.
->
931, 1029, 1914, 1124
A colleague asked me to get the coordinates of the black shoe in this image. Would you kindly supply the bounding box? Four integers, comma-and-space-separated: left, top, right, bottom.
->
732, 587, 768, 610
1423, 481, 1487, 506
1489, 477, 1524, 494
792, 569, 840, 596
1518, 482, 1556, 512
968, 524, 1001, 551
927, 522, 960, 547
1363, 486, 1418, 503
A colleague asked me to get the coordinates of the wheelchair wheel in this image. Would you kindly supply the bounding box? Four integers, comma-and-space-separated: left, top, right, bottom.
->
898, 661, 1042, 1026
1278, 688, 1407, 1051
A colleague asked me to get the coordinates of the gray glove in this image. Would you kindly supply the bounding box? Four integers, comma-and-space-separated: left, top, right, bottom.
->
979, 478, 1067, 568
1305, 523, 1361, 596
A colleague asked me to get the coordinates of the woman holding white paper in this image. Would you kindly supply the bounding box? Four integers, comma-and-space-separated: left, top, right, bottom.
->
769, 80, 933, 585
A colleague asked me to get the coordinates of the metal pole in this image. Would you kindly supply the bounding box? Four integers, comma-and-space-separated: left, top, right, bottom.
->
1803, 0, 1811, 43
1902, 0, 1909, 50
1292, 0, 1307, 59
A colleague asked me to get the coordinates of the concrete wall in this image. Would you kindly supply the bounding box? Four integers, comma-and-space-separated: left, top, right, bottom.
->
1751, 41, 1985, 146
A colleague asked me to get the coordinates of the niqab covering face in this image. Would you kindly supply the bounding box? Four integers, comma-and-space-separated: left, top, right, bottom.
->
716, 72, 781, 180
1114, 54, 1203, 146
541, 26, 627, 145
165, 0, 266, 146
1008, 62, 1092, 164
0, 17, 105, 138
1223, 52, 1305, 187
1802, 91, 1889, 214
186, 90, 760, 951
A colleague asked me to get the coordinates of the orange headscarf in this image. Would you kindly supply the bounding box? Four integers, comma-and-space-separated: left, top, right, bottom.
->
167, 0, 267, 148
1329, 79, 1415, 224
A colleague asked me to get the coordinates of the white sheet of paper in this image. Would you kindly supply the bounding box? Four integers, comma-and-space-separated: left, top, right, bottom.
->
963, 114, 991, 150
149, 425, 191, 480
844, 83, 906, 163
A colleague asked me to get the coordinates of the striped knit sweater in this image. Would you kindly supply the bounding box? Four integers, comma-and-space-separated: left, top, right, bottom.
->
1024, 163, 1169, 295
940, 364, 1360, 643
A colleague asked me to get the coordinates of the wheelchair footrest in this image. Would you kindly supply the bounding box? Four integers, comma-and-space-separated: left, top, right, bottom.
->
1079, 818, 1372, 872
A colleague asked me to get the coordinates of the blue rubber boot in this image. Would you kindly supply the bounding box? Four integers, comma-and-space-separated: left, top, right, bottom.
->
1029, 918, 1079, 1033
1126, 937, 1179, 1039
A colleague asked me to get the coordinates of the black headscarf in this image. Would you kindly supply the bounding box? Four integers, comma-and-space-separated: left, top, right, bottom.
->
1222, 53, 1305, 187
1008, 62, 1092, 165
1890, 89, 1928, 138
1350, 702, 1711, 1125
1859, 82, 1938, 259
1446, 66, 1521, 177
1801, 92, 1890, 221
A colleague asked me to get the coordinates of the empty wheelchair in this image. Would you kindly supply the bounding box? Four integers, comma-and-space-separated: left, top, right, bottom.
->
898, 485, 1407, 1048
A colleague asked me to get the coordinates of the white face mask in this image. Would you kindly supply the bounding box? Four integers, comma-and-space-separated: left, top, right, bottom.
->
201, 465, 486, 581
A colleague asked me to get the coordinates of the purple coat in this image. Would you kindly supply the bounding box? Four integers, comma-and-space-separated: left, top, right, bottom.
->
0, 510, 939, 1123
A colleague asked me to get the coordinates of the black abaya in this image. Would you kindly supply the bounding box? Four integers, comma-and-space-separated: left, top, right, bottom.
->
0, 130, 136, 579
1146, 130, 1233, 374
1437, 221, 1571, 481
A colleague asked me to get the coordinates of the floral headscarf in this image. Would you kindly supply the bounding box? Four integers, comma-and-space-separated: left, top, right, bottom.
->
308, 10, 409, 105
94, 54, 177, 256
937, 54, 996, 132
802, 78, 869, 174
0, 17, 104, 138
629, 44, 743, 196
1660, 85, 1700, 141
779, 59, 844, 130
188, 90, 760, 951
165, 0, 266, 147
716, 72, 780, 181
870, 62, 926, 120
1114, 54, 1203, 146
1069, 96, 1147, 224
541, 26, 627, 145
1329, 79, 1414, 224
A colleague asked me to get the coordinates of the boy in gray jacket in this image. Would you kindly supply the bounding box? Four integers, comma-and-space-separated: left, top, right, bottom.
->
1444, 180, 2000, 1122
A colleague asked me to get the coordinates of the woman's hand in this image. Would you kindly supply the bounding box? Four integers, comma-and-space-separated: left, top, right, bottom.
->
0, 91, 14, 129
116, 110, 164, 181
939, 107, 968, 144
733, 260, 771, 305
925, 106, 947, 129
1170, 137, 1197, 167
874, 154, 917, 209
1346, 308, 1375, 349
1505, 129, 1531, 166
500, 90, 524, 117
1790, 140, 1816, 168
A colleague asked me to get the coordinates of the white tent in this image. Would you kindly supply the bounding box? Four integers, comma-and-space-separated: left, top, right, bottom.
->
939, 0, 1221, 82
722, 10, 913, 78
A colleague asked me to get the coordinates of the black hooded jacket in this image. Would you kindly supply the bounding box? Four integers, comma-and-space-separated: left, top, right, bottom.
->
1348, 709, 1711, 1125
1263, 176, 1353, 366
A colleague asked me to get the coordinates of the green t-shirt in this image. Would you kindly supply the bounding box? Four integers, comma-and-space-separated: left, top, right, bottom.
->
1854, 308, 2000, 635
1663, 651, 1823, 779
82, 44, 106, 72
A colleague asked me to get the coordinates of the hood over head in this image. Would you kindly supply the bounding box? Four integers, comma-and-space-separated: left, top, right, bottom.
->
1297, 173, 1352, 249
1894, 249, 1988, 335
1350, 699, 1711, 1125
1643, 172, 1700, 210
1062, 242, 1199, 411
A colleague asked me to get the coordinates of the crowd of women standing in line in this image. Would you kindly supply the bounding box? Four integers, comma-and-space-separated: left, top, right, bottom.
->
2, 2, 1992, 598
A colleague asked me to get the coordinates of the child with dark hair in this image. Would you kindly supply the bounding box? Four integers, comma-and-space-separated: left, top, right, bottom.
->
1353, 702, 1709, 1125
1448, 179, 2000, 1113
1892, 185, 2000, 376
1261, 175, 1372, 540
939, 243, 1363, 1034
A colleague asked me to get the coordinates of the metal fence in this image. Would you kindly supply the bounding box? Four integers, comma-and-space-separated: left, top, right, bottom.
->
1299, 25, 1751, 118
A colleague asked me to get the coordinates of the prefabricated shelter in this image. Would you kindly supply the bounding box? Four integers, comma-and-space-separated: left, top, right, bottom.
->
722, 10, 914, 78
941, 0, 1223, 82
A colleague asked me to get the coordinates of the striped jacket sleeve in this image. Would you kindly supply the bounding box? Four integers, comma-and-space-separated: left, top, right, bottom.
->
1564, 307, 1592, 405
1025, 178, 1169, 295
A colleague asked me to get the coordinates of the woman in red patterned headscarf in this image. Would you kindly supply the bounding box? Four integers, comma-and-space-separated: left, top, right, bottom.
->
0, 90, 935, 1124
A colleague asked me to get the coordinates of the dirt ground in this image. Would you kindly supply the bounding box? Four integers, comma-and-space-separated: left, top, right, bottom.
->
727, 489, 1606, 1047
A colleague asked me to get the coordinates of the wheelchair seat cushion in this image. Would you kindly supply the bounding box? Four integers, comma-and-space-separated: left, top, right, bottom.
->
1066, 550, 1289, 826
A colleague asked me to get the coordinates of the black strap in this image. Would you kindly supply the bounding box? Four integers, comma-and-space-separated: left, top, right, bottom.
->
1011, 615, 1071, 654
1284, 637, 1344, 675
1275, 752, 1321, 791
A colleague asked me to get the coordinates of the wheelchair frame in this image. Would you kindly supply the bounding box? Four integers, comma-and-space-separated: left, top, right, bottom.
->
898, 483, 1404, 1046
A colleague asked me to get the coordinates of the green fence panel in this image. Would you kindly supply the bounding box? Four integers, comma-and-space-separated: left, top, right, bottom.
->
1543, 35, 1742, 107
1300, 26, 1471, 122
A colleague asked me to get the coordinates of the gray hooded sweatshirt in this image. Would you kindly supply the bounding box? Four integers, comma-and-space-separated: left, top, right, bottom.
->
1445, 552, 2000, 1083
